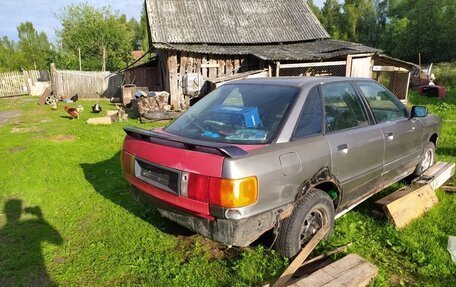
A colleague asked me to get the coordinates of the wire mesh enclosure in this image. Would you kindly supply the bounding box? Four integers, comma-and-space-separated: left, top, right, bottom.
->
279, 64, 347, 77
373, 71, 410, 100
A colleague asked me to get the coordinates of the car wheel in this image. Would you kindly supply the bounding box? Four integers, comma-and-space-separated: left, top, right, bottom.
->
413, 142, 435, 176
275, 188, 335, 258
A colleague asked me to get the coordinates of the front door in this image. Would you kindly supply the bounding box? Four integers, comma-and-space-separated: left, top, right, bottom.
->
355, 81, 422, 184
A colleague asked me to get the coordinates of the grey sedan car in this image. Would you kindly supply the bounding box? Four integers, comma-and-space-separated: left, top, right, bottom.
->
122, 77, 441, 258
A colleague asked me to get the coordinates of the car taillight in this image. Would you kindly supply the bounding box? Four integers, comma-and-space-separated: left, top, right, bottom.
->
187, 173, 209, 202
209, 176, 258, 208
121, 150, 135, 175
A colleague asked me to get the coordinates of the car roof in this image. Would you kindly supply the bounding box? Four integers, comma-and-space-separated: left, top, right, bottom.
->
226, 77, 374, 87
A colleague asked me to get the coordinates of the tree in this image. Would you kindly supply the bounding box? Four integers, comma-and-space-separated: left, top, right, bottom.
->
381, 0, 456, 62
16, 22, 51, 70
139, 6, 149, 52
341, 0, 377, 44
0, 23, 51, 71
320, 0, 344, 39
0, 37, 15, 72
307, 0, 323, 23
56, 3, 134, 71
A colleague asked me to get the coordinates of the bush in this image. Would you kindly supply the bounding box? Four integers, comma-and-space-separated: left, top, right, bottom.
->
433, 62, 456, 89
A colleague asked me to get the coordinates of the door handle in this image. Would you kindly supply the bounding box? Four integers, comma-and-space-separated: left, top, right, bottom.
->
337, 144, 349, 154
385, 131, 394, 141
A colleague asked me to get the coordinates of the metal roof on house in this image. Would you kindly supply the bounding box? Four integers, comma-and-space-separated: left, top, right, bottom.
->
153, 39, 380, 61
145, 0, 330, 44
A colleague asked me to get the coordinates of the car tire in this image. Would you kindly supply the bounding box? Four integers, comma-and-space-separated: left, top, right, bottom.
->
413, 142, 435, 176
275, 188, 335, 258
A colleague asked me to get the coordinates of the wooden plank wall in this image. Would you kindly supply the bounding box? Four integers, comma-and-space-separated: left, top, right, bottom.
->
159, 49, 250, 108
124, 66, 161, 92
0, 70, 49, 97
52, 70, 124, 99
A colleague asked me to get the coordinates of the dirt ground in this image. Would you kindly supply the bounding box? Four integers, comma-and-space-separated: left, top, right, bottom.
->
0, 111, 22, 126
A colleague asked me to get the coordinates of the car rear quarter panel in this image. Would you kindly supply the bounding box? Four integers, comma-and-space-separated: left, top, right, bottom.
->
417, 114, 442, 145
222, 135, 331, 218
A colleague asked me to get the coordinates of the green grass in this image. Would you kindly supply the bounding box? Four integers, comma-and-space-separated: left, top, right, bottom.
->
0, 88, 455, 286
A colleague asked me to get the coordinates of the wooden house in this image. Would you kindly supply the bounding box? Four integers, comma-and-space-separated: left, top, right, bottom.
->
130, 0, 414, 107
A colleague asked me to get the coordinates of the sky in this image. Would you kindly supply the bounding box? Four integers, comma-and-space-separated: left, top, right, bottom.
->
0, 0, 327, 42
0, 0, 144, 42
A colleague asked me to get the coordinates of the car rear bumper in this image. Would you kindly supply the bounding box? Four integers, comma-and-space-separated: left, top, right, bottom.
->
129, 184, 280, 247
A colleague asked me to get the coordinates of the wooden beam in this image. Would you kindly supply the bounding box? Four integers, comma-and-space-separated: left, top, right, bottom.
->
280, 61, 347, 69
404, 71, 411, 102
289, 254, 378, 287
275, 61, 280, 77
208, 58, 217, 78
413, 162, 455, 190
349, 53, 375, 58
377, 184, 438, 228
441, 186, 456, 193
202, 55, 208, 78
167, 50, 179, 108
273, 224, 330, 287
345, 55, 353, 77
301, 243, 352, 267
373, 65, 409, 72
201, 63, 220, 68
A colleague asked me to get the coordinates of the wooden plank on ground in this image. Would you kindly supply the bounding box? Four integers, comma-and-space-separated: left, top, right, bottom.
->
272, 224, 330, 287
288, 254, 378, 287
441, 186, 456, 193
375, 186, 413, 208
414, 162, 455, 190
38, 87, 52, 105
382, 184, 438, 228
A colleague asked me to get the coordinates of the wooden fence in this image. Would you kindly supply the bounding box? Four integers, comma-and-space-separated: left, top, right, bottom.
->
0, 70, 51, 98
52, 69, 124, 99
0, 72, 27, 97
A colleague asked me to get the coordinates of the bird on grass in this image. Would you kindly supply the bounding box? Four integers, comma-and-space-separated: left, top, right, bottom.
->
77, 105, 84, 113
50, 102, 58, 110
70, 93, 79, 102
64, 106, 80, 120
92, 102, 102, 113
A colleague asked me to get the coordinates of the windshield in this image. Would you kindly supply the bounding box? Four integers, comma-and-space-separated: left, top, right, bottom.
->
165, 84, 300, 144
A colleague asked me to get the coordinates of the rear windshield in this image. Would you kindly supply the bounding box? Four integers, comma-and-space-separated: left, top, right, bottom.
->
165, 84, 300, 144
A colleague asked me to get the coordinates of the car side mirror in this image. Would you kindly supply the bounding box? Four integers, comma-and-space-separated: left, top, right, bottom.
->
410, 106, 428, 118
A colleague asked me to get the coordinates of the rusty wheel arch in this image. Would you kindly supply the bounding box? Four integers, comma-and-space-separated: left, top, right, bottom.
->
295, 167, 343, 208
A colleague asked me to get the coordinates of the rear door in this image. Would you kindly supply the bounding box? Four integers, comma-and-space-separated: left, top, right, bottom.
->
322, 81, 384, 208
355, 81, 423, 184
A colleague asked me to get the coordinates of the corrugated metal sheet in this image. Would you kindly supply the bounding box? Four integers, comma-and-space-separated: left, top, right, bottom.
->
146, 0, 330, 44
153, 40, 380, 61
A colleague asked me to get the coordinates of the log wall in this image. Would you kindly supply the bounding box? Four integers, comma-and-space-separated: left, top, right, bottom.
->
158, 49, 257, 108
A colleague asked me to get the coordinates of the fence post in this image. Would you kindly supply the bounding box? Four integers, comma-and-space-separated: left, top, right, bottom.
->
22, 70, 31, 95
50, 63, 58, 97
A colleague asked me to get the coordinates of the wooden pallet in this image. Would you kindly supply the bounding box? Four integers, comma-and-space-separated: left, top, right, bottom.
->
288, 254, 378, 287
413, 162, 455, 190
375, 162, 454, 228
375, 184, 438, 228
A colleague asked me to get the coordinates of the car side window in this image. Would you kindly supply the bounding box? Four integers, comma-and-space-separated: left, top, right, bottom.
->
293, 86, 323, 139
322, 82, 369, 132
356, 81, 408, 123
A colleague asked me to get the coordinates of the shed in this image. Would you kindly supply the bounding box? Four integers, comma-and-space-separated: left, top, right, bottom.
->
139, 0, 410, 106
